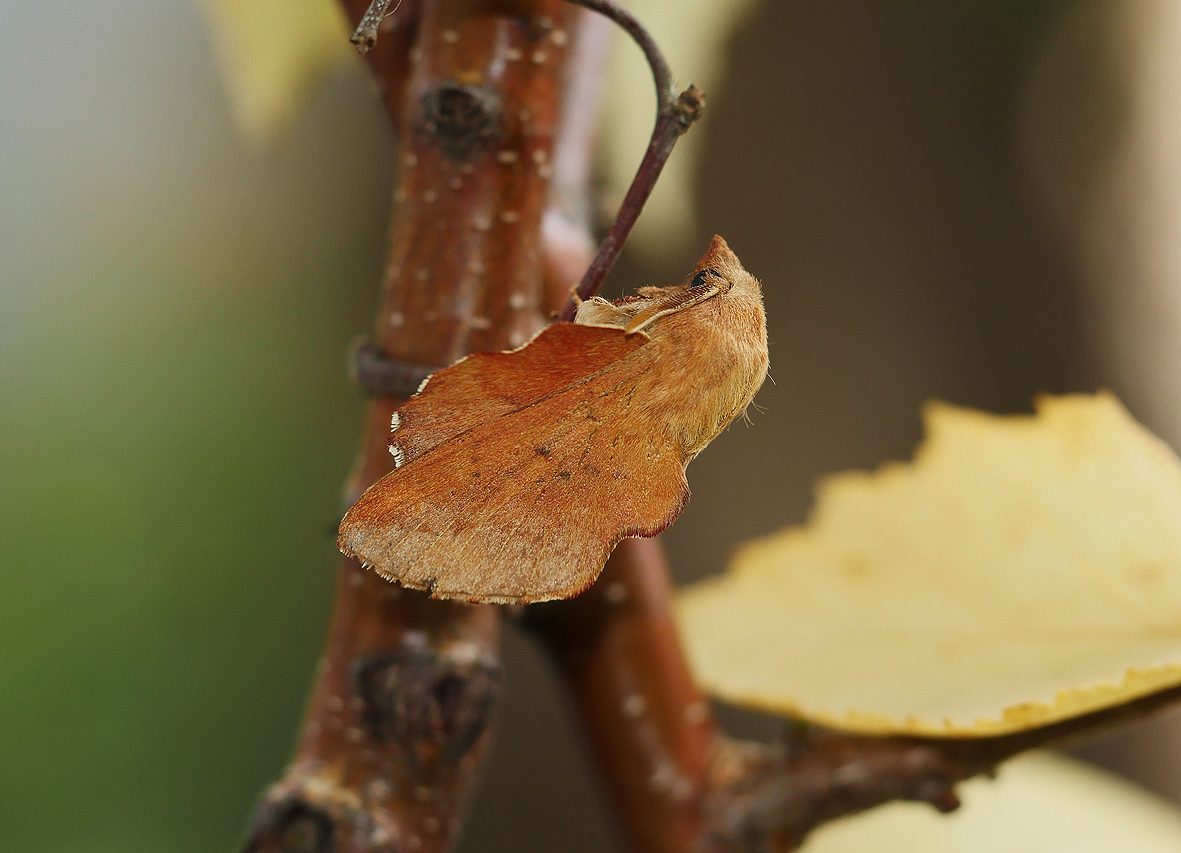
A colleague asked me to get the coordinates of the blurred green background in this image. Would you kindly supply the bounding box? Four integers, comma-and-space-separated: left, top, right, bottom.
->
6, 1, 1181, 850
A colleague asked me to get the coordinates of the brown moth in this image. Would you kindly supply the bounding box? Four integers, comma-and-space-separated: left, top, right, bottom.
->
338, 235, 768, 604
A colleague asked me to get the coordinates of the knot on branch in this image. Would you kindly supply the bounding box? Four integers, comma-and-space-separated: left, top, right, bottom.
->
351, 340, 441, 400
245, 800, 335, 853
244, 788, 400, 853
419, 83, 502, 161
353, 641, 502, 766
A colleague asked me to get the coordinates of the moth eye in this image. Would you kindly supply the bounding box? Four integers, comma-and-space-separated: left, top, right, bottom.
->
691, 268, 721, 288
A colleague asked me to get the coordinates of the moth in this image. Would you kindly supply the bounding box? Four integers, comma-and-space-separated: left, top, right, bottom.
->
338, 235, 768, 604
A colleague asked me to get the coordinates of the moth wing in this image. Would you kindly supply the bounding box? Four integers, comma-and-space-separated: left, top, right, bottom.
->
339, 346, 689, 604
391, 322, 649, 462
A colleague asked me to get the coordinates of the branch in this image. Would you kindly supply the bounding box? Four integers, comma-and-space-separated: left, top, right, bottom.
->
245, 2, 576, 850
705, 684, 1181, 850
527, 539, 722, 850
556, 0, 705, 321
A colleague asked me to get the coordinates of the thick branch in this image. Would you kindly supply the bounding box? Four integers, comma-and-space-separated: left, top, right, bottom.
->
245, 2, 574, 850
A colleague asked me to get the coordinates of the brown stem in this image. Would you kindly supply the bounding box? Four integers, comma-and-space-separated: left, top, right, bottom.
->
527, 539, 722, 851
705, 684, 1181, 850
244, 2, 574, 850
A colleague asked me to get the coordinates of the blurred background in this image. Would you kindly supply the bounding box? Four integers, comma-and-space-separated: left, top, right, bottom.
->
5, 1, 1181, 850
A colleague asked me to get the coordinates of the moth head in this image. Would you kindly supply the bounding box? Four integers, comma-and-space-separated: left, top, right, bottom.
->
688, 234, 760, 300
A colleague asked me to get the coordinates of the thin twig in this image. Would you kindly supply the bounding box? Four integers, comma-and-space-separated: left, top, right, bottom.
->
556, 0, 705, 321
351, 0, 404, 53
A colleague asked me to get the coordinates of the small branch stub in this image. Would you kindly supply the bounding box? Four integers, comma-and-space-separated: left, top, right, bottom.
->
418, 83, 503, 161
352, 340, 440, 400
351, 0, 404, 53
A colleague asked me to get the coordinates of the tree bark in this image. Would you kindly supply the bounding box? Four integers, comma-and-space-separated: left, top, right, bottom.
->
245, 2, 575, 850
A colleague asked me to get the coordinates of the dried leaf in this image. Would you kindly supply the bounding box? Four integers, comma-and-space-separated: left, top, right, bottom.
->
677, 393, 1181, 736
339, 237, 768, 604
202, 0, 351, 142
807, 752, 1181, 852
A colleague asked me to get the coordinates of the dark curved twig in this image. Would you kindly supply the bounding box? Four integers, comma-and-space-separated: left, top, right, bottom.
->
567, 0, 673, 97
556, 0, 704, 320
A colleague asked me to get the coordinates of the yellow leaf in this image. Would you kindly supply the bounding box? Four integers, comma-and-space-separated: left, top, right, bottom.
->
202, 0, 352, 142
806, 752, 1181, 852
677, 393, 1181, 736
